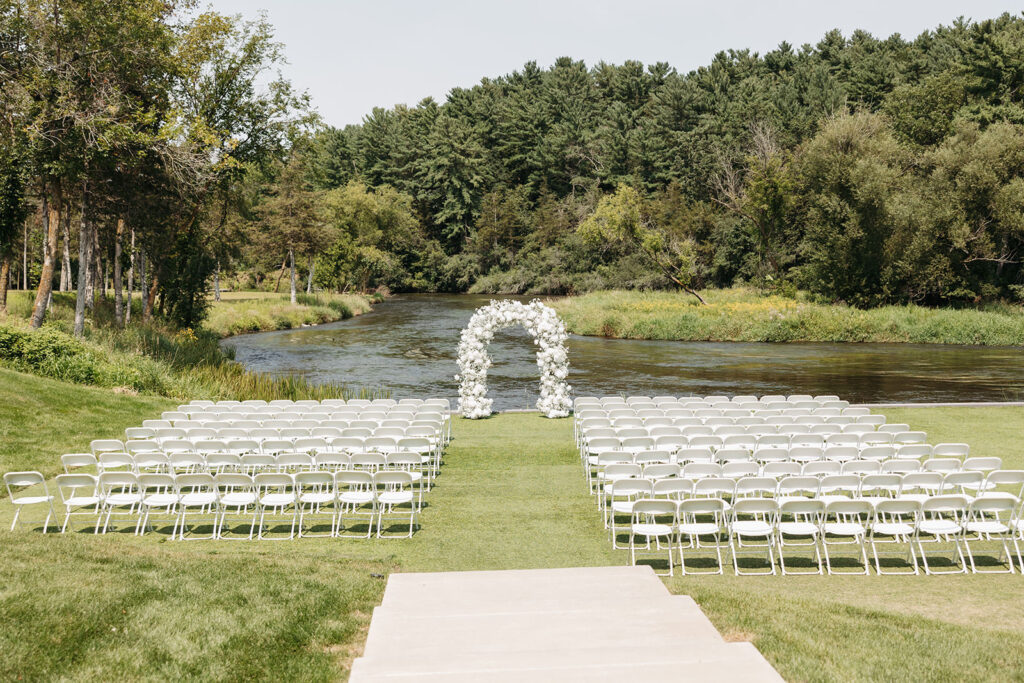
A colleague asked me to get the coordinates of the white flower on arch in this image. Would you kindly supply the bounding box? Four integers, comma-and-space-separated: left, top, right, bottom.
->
456, 299, 572, 419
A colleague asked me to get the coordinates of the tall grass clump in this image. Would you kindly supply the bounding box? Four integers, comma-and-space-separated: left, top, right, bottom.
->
552, 288, 1024, 345
204, 291, 377, 337
0, 291, 387, 401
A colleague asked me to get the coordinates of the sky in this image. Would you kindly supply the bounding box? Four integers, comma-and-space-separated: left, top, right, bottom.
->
207, 0, 1023, 128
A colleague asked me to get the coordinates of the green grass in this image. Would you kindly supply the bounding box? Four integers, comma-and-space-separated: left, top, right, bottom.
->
552, 288, 1024, 345
204, 291, 378, 338
0, 292, 385, 402
2, 370, 1024, 680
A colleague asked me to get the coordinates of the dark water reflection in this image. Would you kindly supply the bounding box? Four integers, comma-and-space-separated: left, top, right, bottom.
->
222, 294, 1024, 408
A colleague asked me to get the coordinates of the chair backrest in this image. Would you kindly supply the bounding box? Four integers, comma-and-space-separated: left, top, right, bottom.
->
762, 462, 801, 479
373, 470, 413, 488
932, 443, 969, 458
97, 471, 140, 495
779, 498, 825, 517
824, 499, 872, 517
874, 498, 921, 519
653, 477, 692, 499
253, 473, 296, 493
62, 453, 97, 472
351, 452, 387, 470
923, 458, 961, 473
214, 472, 255, 491
631, 499, 677, 518
721, 462, 759, 479
962, 457, 1001, 472
5, 471, 48, 500
90, 439, 125, 455
693, 477, 734, 498
732, 497, 778, 518
921, 494, 968, 515
777, 475, 820, 497
295, 471, 334, 488
802, 460, 841, 477
880, 458, 921, 474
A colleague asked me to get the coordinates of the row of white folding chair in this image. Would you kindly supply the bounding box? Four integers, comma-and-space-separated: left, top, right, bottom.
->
592, 454, 1002, 480
575, 407, 868, 422
575, 394, 845, 406
98, 432, 442, 454
66, 450, 435, 479
582, 436, 939, 459
595, 463, 1010, 496
186, 398, 449, 409
604, 470, 1020, 505
42, 470, 419, 539
581, 429, 922, 448
621, 495, 1020, 576
163, 410, 444, 423
577, 419, 888, 436
123, 428, 442, 448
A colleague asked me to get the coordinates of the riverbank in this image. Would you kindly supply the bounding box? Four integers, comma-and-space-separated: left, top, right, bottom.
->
0, 291, 385, 401
205, 290, 381, 338
1, 377, 1023, 680
551, 289, 1024, 345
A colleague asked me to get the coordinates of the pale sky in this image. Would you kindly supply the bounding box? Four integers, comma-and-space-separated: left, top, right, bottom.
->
207, 0, 1023, 128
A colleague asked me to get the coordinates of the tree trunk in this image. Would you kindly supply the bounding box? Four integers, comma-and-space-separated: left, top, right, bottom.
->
59, 206, 71, 291
73, 191, 92, 336
113, 217, 124, 327
140, 250, 149, 320
289, 248, 297, 304
214, 260, 221, 301
144, 272, 158, 322
126, 229, 134, 325
0, 256, 9, 314
22, 219, 27, 289
30, 183, 61, 329
306, 254, 314, 294
274, 254, 287, 292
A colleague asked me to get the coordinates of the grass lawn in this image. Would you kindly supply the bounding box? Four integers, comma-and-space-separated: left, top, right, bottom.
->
2, 369, 1024, 680
552, 288, 1024, 345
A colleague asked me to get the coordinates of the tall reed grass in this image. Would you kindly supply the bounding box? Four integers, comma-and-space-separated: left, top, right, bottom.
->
552, 288, 1024, 345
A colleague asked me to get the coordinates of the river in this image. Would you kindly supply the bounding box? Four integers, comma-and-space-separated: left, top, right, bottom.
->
221, 294, 1024, 409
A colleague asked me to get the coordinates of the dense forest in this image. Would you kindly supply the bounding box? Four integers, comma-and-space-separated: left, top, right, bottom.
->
3, 7, 1024, 335
294, 12, 1024, 307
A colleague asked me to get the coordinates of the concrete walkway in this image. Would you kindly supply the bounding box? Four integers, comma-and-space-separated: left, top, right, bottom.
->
350, 566, 783, 682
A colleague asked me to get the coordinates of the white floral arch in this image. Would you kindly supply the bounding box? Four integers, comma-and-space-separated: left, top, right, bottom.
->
456, 299, 572, 419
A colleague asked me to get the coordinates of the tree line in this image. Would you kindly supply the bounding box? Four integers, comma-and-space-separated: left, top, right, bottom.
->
296, 12, 1024, 307
0, 0, 311, 330
3, 7, 1023, 338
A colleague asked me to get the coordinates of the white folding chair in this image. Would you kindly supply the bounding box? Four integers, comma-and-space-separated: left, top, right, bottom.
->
915, 495, 968, 575
963, 497, 1016, 574
821, 500, 871, 575
728, 498, 778, 575
869, 499, 920, 575
4, 471, 56, 533
777, 499, 824, 575
254, 473, 297, 540
214, 473, 258, 540
374, 471, 417, 538
174, 473, 218, 540
295, 471, 337, 538
629, 499, 677, 577
677, 498, 726, 575
335, 471, 376, 538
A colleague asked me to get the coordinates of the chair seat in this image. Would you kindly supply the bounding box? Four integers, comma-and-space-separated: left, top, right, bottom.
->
260, 494, 295, 507
339, 492, 374, 505
221, 493, 257, 506
64, 496, 100, 507
180, 493, 217, 507
299, 493, 335, 505
872, 522, 914, 536
142, 493, 179, 507
778, 522, 819, 536
732, 521, 772, 536
824, 522, 865, 537
917, 520, 960, 535
679, 522, 720, 536
632, 522, 673, 537
378, 492, 413, 505
105, 494, 140, 506
14, 495, 53, 505
964, 521, 1009, 535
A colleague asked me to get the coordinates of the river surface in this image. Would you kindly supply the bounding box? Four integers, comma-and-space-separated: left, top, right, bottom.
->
222, 294, 1024, 409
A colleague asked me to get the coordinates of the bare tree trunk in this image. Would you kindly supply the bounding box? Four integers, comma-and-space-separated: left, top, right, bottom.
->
140, 250, 149, 320
113, 217, 124, 327
306, 254, 314, 294
22, 219, 27, 289
0, 256, 9, 314
126, 229, 134, 324
30, 183, 61, 329
59, 206, 71, 291
289, 248, 297, 304
73, 191, 92, 336
214, 260, 221, 301
144, 272, 158, 322
274, 254, 287, 292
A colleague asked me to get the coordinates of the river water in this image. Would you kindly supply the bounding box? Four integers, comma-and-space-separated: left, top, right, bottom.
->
222, 294, 1024, 409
